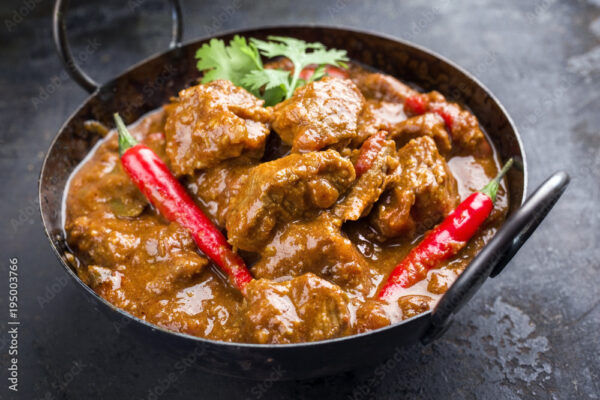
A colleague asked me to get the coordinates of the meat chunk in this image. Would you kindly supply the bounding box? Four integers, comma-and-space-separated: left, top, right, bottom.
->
271, 77, 366, 152
356, 299, 392, 333
67, 215, 208, 296
86, 265, 124, 290
370, 136, 459, 239
427, 271, 454, 294
144, 253, 210, 295
332, 137, 396, 222
252, 215, 374, 295
226, 150, 356, 252
424, 91, 490, 155
404, 91, 491, 156
356, 99, 407, 145
388, 113, 452, 155
186, 157, 256, 228
351, 68, 490, 156
68, 215, 151, 266
164, 80, 272, 176
145, 274, 246, 341
397, 295, 434, 319
243, 273, 350, 344
350, 68, 418, 103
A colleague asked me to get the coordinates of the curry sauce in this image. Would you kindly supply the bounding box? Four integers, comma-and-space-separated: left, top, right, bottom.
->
64, 63, 508, 344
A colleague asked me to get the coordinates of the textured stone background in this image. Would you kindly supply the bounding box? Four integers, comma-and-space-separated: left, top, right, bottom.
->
0, 0, 598, 399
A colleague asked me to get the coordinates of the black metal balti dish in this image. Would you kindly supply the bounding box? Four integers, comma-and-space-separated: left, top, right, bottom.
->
40, 0, 569, 379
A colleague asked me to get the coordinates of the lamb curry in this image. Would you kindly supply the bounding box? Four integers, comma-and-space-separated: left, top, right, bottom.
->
64, 41, 508, 344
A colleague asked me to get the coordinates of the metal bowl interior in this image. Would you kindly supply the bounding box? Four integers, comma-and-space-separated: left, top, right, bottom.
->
39, 26, 526, 379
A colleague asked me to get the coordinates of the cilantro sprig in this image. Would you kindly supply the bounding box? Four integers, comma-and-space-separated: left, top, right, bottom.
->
195, 35, 349, 105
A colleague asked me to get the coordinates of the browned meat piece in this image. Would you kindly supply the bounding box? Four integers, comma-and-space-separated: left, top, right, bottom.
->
67, 214, 151, 266
164, 80, 272, 176
144, 274, 246, 340
252, 215, 374, 295
271, 77, 366, 152
388, 113, 452, 154
67, 215, 208, 296
424, 91, 491, 156
89, 265, 246, 341
370, 136, 459, 239
226, 150, 356, 252
243, 273, 351, 344
397, 295, 434, 319
427, 271, 454, 294
355, 299, 392, 333
351, 69, 490, 156
144, 253, 210, 295
332, 139, 396, 222
350, 68, 418, 103
186, 157, 256, 228
356, 99, 407, 145
86, 265, 124, 290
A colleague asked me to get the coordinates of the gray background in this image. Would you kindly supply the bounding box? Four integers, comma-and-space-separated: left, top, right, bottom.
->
1, 0, 599, 398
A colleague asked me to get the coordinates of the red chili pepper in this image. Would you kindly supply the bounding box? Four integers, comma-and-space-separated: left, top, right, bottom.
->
378, 158, 514, 300
404, 95, 458, 131
429, 103, 457, 131
299, 64, 350, 81
404, 94, 429, 115
354, 131, 387, 177
114, 114, 253, 293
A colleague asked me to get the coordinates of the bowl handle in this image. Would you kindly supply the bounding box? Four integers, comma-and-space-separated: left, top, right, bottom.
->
52, 0, 183, 93
421, 171, 570, 344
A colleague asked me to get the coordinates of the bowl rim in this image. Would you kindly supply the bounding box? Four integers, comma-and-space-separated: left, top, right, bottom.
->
39, 24, 527, 350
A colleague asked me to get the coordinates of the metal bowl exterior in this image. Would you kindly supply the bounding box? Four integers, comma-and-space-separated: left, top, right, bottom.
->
39, 26, 526, 379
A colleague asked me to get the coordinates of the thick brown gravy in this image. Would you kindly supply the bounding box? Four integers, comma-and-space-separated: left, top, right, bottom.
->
63, 64, 508, 343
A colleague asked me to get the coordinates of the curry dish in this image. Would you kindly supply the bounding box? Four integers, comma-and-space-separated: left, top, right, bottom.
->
64, 60, 508, 344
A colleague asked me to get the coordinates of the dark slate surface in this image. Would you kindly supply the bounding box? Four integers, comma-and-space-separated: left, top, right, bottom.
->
1, 0, 598, 398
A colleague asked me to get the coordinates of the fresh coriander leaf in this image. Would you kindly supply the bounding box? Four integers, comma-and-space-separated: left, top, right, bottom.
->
262, 86, 288, 106
196, 35, 349, 104
195, 35, 260, 86
308, 65, 327, 83
252, 36, 348, 69
303, 48, 348, 68
241, 69, 290, 105
250, 36, 321, 60
241, 69, 290, 91
251, 36, 349, 98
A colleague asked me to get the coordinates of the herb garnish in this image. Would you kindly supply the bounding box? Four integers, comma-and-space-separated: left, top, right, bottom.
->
195, 35, 349, 105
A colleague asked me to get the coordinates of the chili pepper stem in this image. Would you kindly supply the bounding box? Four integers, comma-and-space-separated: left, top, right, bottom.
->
479, 158, 514, 202
114, 113, 138, 156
